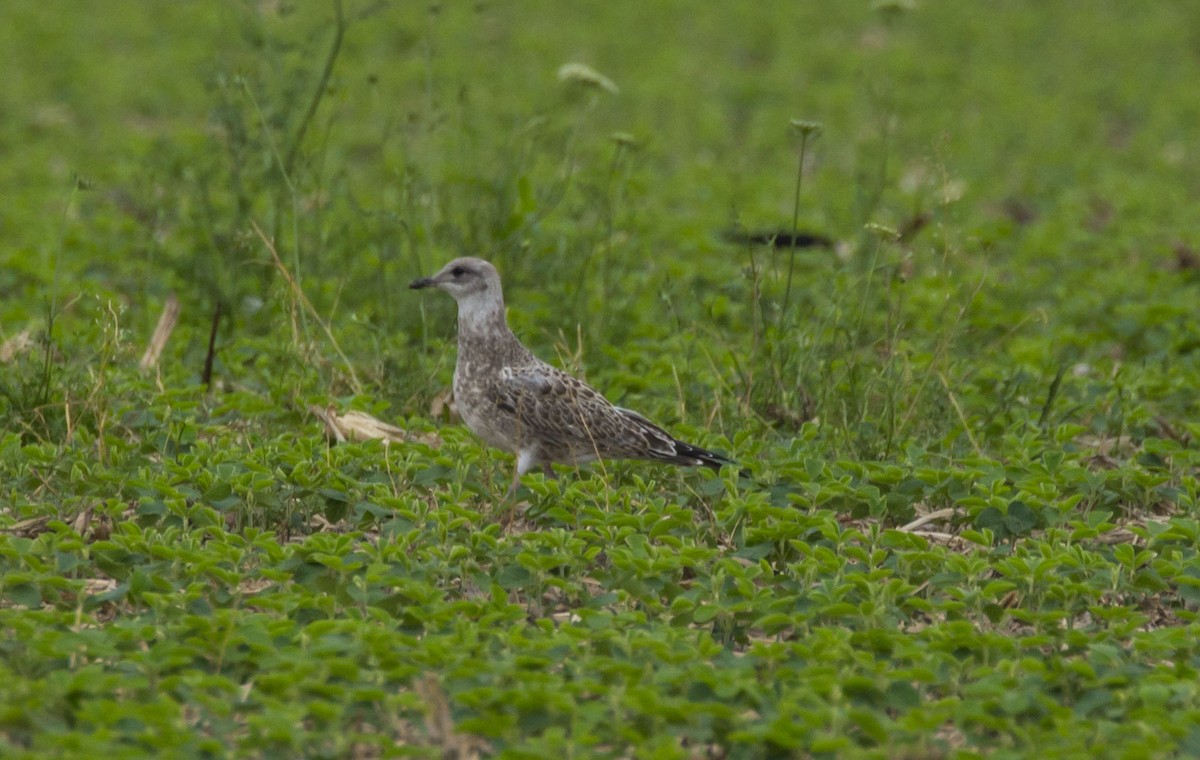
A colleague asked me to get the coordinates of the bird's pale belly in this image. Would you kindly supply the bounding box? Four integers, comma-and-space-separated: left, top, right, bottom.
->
453, 372, 520, 453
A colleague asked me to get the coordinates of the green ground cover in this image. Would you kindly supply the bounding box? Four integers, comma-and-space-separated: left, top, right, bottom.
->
2, 2, 1199, 757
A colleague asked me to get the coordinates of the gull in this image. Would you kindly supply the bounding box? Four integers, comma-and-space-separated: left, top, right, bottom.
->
410, 257, 738, 494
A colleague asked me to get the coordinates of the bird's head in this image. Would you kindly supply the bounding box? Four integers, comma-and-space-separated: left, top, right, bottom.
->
409, 257, 501, 304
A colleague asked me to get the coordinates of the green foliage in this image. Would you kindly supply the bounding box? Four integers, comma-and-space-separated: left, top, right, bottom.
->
2, 0, 1200, 757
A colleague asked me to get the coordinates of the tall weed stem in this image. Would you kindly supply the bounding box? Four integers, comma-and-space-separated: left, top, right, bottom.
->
779, 120, 822, 330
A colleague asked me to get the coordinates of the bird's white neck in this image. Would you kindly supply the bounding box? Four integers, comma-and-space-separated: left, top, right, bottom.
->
455, 293, 509, 340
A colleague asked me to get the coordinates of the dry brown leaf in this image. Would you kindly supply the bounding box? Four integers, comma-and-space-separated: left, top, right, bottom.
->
1, 516, 52, 538
1075, 434, 1134, 457
139, 293, 181, 372
429, 386, 458, 422
309, 405, 440, 447
415, 673, 490, 759
0, 329, 33, 363
899, 508, 957, 533
84, 578, 119, 596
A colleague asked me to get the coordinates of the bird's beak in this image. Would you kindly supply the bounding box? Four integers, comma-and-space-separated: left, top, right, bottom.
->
409, 277, 435, 290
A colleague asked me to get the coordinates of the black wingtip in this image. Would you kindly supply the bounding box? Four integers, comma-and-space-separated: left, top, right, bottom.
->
675, 441, 746, 477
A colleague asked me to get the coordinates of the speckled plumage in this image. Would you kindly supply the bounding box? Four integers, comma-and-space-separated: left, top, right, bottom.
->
410, 257, 736, 492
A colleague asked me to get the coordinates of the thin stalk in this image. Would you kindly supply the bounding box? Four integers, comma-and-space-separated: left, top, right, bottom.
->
780, 121, 821, 329
283, 0, 346, 177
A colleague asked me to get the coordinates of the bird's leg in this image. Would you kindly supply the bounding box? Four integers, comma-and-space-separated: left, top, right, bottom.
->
541, 463, 557, 480
496, 462, 522, 534
506, 464, 522, 499
505, 449, 537, 500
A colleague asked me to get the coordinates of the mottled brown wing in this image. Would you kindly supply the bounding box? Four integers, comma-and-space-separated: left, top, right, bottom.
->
491, 363, 646, 461
493, 364, 737, 468
614, 406, 737, 468
613, 406, 707, 462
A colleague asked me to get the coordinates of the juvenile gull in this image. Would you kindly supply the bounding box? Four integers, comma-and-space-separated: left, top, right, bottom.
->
410, 257, 738, 494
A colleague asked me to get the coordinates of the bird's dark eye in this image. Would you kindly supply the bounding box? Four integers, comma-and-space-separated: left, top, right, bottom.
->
451, 266, 466, 277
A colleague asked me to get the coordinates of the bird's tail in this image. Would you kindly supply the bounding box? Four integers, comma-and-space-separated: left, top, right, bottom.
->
617, 406, 748, 477
674, 440, 751, 479
670, 438, 740, 471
